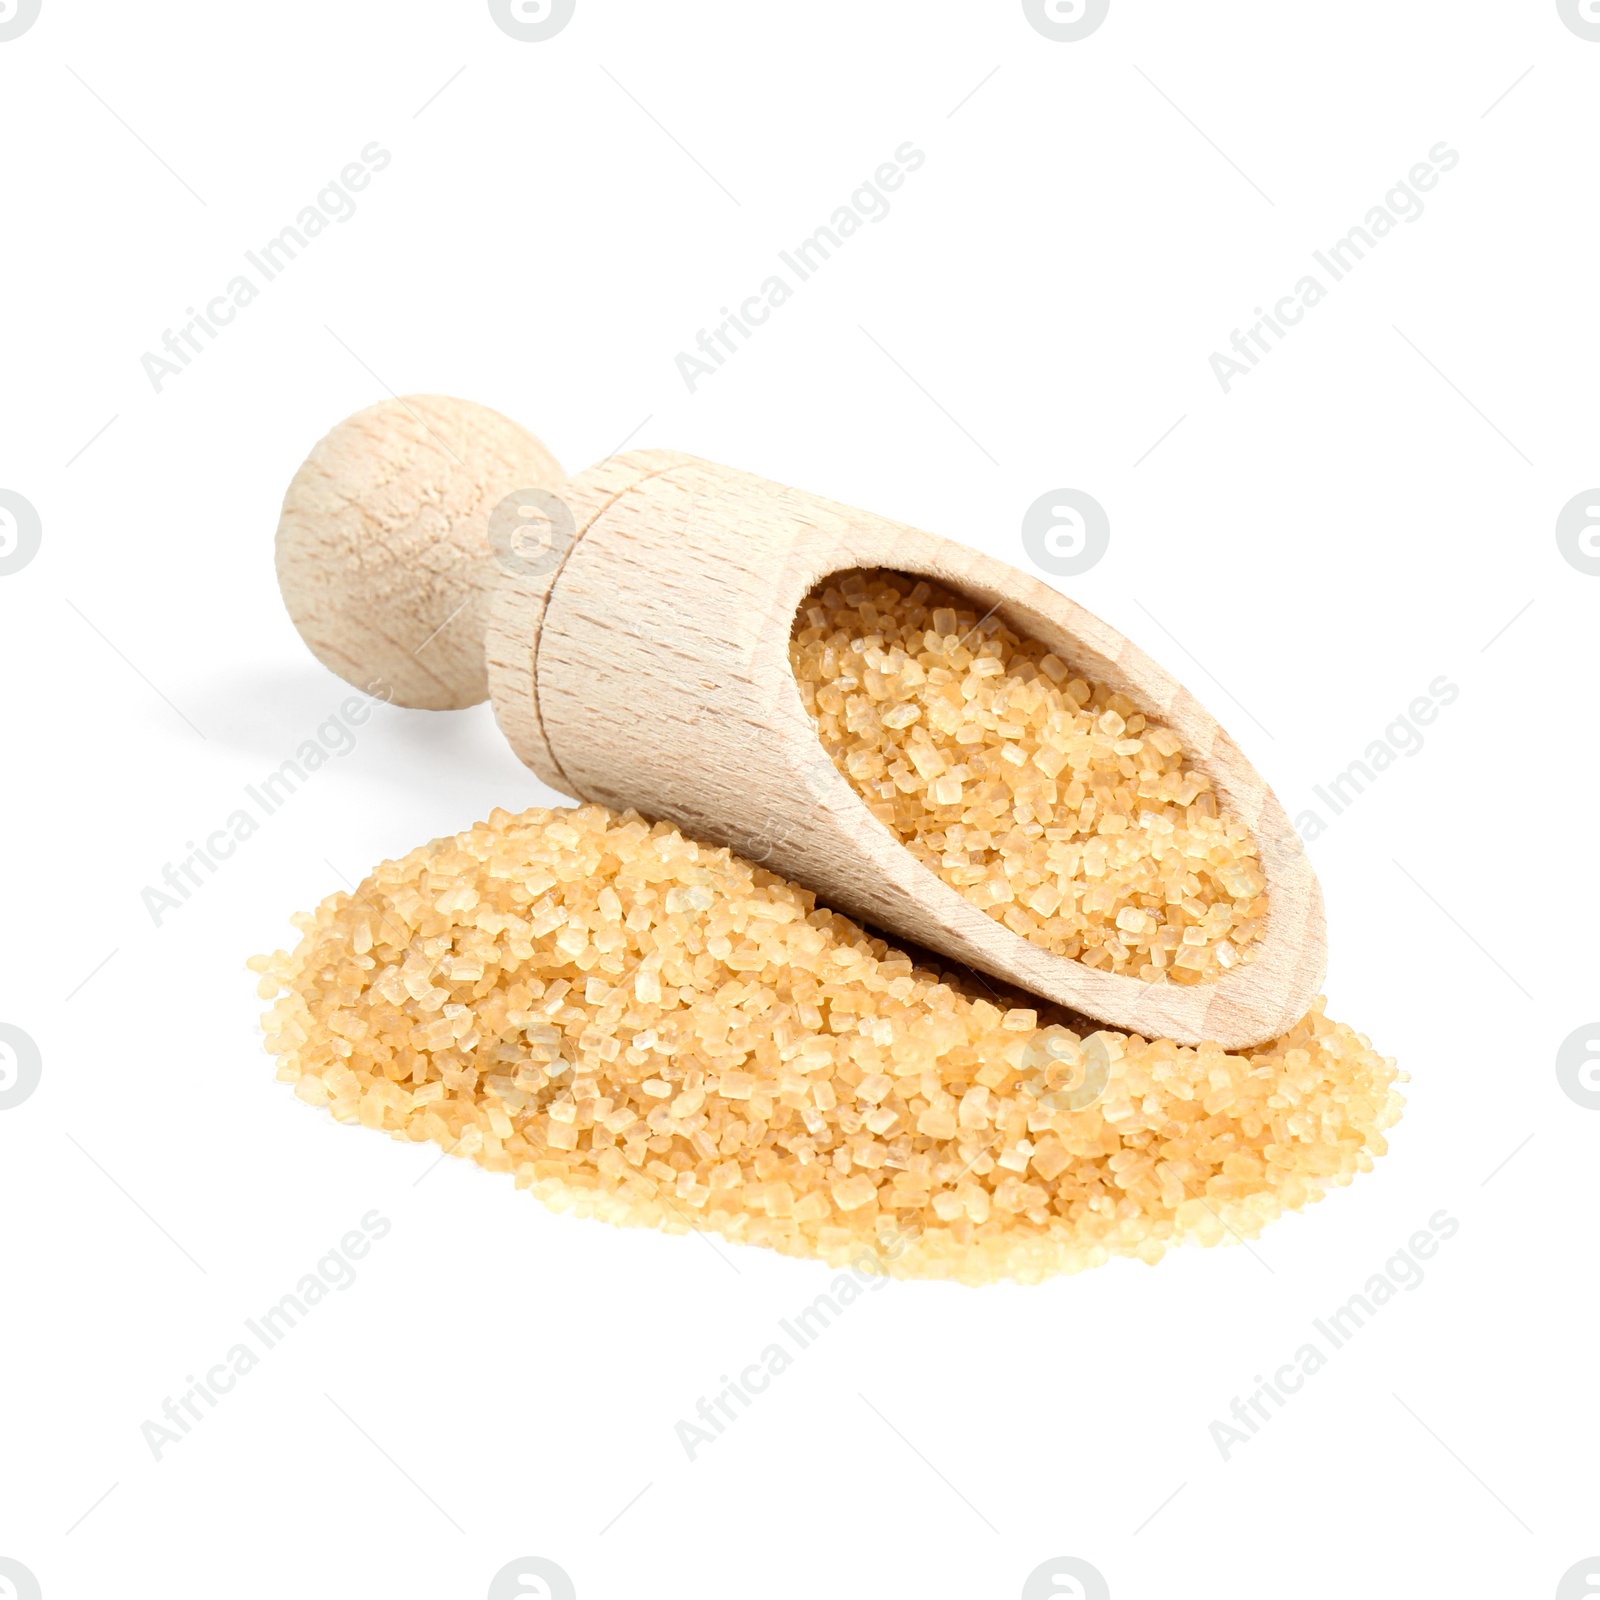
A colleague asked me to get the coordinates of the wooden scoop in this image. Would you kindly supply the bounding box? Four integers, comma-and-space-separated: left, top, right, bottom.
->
276, 395, 1326, 1049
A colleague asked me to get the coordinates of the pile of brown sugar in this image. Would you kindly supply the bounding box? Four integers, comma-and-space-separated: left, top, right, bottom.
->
790, 569, 1266, 985
251, 804, 1401, 1285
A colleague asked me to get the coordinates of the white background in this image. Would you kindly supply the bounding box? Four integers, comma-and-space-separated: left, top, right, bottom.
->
2, 3, 1597, 1597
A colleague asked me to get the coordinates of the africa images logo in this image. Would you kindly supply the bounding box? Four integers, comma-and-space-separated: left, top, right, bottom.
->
488, 0, 575, 42
1022, 0, 1109, 42
0, 489, 41, 576
0, 0, 42, 42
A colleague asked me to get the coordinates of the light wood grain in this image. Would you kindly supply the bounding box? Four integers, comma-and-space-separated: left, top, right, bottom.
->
485, 451, 1327, 1049
277, 396, 564, 709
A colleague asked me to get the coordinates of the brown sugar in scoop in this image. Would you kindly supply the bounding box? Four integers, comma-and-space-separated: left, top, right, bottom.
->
791, 569, 1268, 989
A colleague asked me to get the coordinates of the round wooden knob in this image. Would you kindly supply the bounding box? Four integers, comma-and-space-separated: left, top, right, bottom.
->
275, 395, 564, 709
